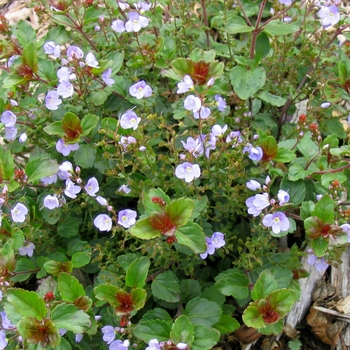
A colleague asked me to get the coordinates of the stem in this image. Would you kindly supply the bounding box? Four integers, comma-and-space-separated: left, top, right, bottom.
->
312, 162, 350, 175
65, 13, 98, 51
201, 0, 210, 48
249, 0, 267, 59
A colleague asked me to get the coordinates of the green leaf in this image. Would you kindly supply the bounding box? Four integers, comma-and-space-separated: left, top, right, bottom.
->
313, 195, 334, 223
215, 272, 250, 299
131, 288, 147, 311
274, 148, 296, 163
73, 144, 96, 168
81, 114, 99, 136
171, 58, 194, 77
22, 42, 38, 74
263, 20, 299, 36
71, 251, 91, 268
58, 272, 85, 302
94, 284, 120, 307
321, 172, 347, 188
101, 118, 118, 138
143, 188, 171, 215
2, 73, 24, 88
57, 217, 82, 238
152, 271, 180, 303
191, 325, 220, 350
6, 288, 47, 321
288, 339, 302, 350
129, 217, 161, 240
230, 66, 266, 100
43, 121, 65, 137
170, 315, 195, 345
251, 270, 278, 301
16, 20, 36, 46
125, 256, 151, 288
213, 314, 240, 334
300, 201, 315, 220
224, 16, 254, 34
12, 258, 36, 282
183, 297, 221, 327
280, 178, 305, 205
0, 146, 14, 181
62, 112, 82, 142
107, 51, 124, 74
258, 319, 284, 335
142, 308, 173, 322
260, 136, 278, 160
269, 289, 296, 316
258, 91, 287, 107
26, 158, 59, 184
297, 132, 319, 161
311, 236, 329, 257
288, 163, 314, 181
134, 320, 172, 342
180, 279, 201, 303
255, 32, 270, 59
51, 303, 91, 333
166, 198, 194, 227
242, 304, 265, 328
175, 221, 206, 253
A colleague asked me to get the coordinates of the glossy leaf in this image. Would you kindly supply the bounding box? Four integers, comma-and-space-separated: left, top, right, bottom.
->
133, 319, 172, 343
175, 221, 206, 253
191, 325, 220, 350
165, 198, 194, 227
230, 66, 266, 99
126, 257, 151, 288
58, 272, 85, 302
94, 284, 120, 307
170, 315, 195, 345
251, 270, 278, 301
151, 271, 180, 303
6, 288, 47, 321
129, 217, 162, 239
183, 297, 221, 327
51, 303, 91, 333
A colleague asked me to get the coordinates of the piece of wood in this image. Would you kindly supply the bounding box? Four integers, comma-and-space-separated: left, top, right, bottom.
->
331, 247, 350, 348
285, 251, 325, 328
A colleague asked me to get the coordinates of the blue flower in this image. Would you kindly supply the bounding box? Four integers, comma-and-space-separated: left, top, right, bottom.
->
262, 212, 290, 234
200, 232, 225, 259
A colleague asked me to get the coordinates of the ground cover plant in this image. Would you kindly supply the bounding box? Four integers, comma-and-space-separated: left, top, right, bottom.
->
1, 0, 350, 348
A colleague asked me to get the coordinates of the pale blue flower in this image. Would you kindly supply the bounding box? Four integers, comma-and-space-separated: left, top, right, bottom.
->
75, 334, 83, 343
96, 196, 108, 206
307, 249, 329, 272
317, 5, 340, 27
56, 139, 79, 156
57, 81, 74, 98
4, 126, 17, 140
94, 215, 113, 232
18, 133, 27, 143
102, 325, 116, 344
67, 45, 84, 61
57, 67, 76, 82
277, 190, 290, 205
57, 161, 73, 180
1, 110, 16, 127
215, 94, 227, 112
246, 193, 270, 217
129, 81, 152, 99
120, 110, 141, 130
146, 339, 161, 350
85, 52, 99, 68
102, 68, 115, 86
118, 209, 137, 228
64, 179, 81, 199
45, 91, 62, 110
43, 194, 60, 210
41, 174, 58, 185
18, 242, 35, 257
175, 162, 201, 183
262, 212, 290, 234
243, 144, 263, 161
193, 106, 211, 120
43, 41, 61, 58
111, 19, 125, 33
184, 95, 201, 112
11, 203, 28, 223
125, 12, 149, 32
84, 177, 99, 197
177, 75, 194, 94
119, 136, 137, 151
246, 180, 261, 191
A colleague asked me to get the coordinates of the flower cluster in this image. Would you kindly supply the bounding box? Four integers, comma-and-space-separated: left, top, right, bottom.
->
246, 177, 291, 234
